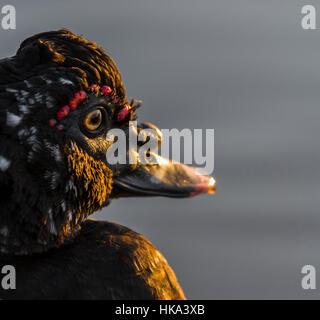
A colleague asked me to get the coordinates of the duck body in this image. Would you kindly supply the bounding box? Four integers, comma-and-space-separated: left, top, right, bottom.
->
0, 29, 214, 299
0, 219, 185, 299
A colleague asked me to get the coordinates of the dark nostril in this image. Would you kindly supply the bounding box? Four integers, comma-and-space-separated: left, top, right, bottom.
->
138, 122, 162, 149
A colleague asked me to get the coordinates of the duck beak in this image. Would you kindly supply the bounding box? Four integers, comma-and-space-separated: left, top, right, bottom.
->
113, 155, 216, 198
111, 123, 216, 199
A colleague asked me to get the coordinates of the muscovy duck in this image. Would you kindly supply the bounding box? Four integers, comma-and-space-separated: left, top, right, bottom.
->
0, 29, 215, 299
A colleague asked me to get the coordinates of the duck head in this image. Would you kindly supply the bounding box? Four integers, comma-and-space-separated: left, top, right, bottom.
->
0, 30, 215, 255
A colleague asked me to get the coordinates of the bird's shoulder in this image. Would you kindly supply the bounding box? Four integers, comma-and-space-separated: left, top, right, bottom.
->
71, 219, 186, 300
0, 219, 185, 299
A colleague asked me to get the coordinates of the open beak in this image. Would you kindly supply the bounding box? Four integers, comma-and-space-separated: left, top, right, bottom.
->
110, 122, 216, 199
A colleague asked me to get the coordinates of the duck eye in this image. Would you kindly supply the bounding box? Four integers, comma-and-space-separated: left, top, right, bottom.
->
83, 109, 103, 131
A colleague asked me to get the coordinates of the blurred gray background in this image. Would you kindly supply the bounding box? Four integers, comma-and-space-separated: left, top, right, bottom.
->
1, 0, 320, 299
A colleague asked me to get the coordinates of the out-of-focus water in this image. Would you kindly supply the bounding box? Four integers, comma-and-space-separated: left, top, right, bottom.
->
2, 0, 320, 299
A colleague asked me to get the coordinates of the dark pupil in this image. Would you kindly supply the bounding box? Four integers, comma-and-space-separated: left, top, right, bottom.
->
90, 112, 100, 125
